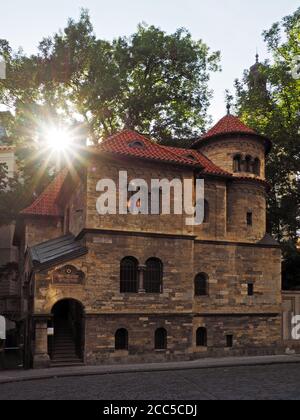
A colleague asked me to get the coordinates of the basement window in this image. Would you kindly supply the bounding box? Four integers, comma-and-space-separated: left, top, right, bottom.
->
226, 335, 233, 348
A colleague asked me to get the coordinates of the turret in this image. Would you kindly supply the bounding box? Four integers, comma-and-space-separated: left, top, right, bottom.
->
192, 112, 272, 242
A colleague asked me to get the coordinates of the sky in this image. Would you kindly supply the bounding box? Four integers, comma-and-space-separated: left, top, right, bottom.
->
0, 0, 299, 124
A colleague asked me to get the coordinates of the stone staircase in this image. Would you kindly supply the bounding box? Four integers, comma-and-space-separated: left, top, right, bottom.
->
51, 320, 83, 367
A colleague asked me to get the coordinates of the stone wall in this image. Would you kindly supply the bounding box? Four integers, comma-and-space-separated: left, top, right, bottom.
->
86, 155, 195, 236
193, 242, 282, 315
226, 181, 266, 242
85, 314, 193, 365
25, 218, 63, 248
193, 314, 282, 357
198, 136, 266, 180
194, 178, 227, 241
34, 232, 194, 315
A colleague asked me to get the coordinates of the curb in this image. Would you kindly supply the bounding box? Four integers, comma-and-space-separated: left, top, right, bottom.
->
1, 356, 300, 385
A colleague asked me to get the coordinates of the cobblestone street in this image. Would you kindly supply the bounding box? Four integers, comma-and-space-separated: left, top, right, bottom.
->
1, 363, 300, 400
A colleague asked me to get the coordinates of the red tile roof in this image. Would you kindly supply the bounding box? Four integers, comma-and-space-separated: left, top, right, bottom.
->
202, 115, 257, 139
97, 130, 201, 168
20, 130, 232, 217
192, 114, 272, 153
21, 169, 68, 217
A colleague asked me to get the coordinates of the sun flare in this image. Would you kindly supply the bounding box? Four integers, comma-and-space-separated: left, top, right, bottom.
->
45, 128, 72, 152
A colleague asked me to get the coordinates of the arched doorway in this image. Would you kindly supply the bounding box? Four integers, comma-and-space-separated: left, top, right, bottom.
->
50, 299, 85, 365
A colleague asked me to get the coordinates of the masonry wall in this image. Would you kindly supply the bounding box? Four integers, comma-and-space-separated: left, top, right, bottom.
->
25, 218, 63, 248
64, 177, 87, 237
85, 314, 193, 365
193, 315, 282, 357
194, 178, 227, 240
34, 232, 194, 315
86, 155, 195, 236
198, 136, 266, 180
193, 242, 282, 315
226, 181, 267, 242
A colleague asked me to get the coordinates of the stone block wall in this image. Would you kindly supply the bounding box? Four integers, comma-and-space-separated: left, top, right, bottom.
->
25, 218, 63, 248
226, 181, 266, 242
193, 315, 282, 357
86, 156, 195, 236
85, 314, 193, 365
198, 136, 266, 180
193, 242, 282, 314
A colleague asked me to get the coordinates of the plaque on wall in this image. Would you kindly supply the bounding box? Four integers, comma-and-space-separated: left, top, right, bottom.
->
52, 265, 85, 285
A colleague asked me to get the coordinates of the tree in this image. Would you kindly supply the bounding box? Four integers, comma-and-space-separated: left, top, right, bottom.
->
234, 7, 300, 246
0, 10, 220, 225
0, 10, 220, 145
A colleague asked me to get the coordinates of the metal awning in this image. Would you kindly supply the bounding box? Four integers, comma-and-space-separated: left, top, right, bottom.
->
30, 234, 88, 270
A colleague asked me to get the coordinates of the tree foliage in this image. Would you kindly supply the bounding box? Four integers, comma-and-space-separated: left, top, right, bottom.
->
0, 10, 220, 225
234, 7, 300, 246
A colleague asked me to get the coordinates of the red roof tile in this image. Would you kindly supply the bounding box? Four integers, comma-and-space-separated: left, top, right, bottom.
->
97, 130, 201, 168
21, 130, 233, 218
21, 169, 68, 217
193, 114, 272, 153
202, 115, 256, 139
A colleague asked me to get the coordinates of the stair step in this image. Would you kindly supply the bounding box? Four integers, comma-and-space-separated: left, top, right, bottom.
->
51, 362, 84, 368
52, 358, 82, 363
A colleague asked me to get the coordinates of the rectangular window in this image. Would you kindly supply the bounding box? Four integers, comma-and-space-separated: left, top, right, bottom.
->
248, 283, 254, 296
226, 335, 233, 348
247, 212, 253, 226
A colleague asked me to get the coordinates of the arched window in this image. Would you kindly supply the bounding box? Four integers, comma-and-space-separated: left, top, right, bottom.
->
145, 258, 163, 293
196, 327, 207, 347
233, 155, 242, 172
115, 328, 128, 350
203, 200, 209, 223
245, 155, 252, 172
195, 273, 209, 296
120, 257, 139, 293
155, 328, 167, 350
253, 158, 261, 176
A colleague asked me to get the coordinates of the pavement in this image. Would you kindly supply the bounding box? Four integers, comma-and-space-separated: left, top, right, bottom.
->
1, 353, 300, 385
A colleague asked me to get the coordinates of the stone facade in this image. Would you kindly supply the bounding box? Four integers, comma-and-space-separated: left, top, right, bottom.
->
15, 117, 283, 368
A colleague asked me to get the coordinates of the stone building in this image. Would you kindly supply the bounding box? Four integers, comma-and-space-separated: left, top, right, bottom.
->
14, 112, 282, 368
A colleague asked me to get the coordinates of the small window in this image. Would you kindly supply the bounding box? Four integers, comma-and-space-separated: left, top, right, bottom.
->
247, 212, 253, 226
196, 328, 207, 347
128, 140, 145, 149
248, 283, 254, 296
155, 328, 167, 350
226, 335, 233, 348
115, 329, 128, 350
195, 273, 209, 296
120, 257, 139, 293
186, 154, 197, 161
